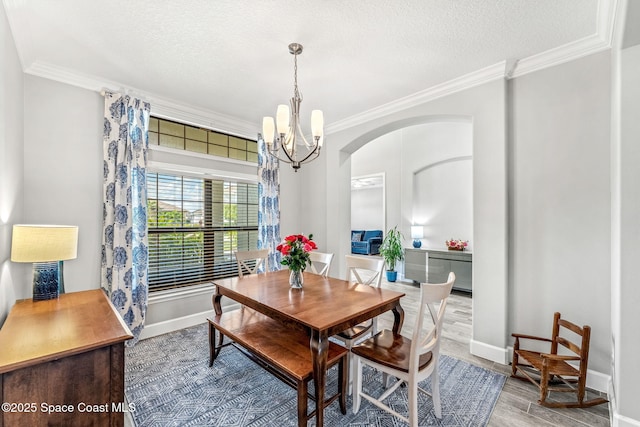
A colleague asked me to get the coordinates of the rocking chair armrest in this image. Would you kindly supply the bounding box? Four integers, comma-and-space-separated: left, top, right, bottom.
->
511, 333, 553, 342
540, 353, 581, 362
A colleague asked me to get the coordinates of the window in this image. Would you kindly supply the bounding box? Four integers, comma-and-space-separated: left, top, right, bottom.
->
147, 172, 259, 292
148, 117, 258, 163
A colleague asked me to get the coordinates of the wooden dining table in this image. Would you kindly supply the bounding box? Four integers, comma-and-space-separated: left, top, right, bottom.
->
212, 269, 405, 427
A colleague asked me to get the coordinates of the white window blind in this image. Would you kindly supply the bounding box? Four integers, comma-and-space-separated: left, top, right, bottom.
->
147, 172, 258, 292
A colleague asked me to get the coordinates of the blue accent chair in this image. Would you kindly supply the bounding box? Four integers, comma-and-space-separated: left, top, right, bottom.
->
351, 230, 383, 255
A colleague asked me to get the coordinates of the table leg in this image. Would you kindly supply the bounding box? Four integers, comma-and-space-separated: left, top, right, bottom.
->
212, 290, 222, 316
310, 329, 329, 427
391, 301, 405, 334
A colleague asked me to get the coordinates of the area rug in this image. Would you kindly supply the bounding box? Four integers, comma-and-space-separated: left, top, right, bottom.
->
125, 323, 506, 426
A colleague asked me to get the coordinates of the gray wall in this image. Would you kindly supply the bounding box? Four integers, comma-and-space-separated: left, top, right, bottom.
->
22, 75, 104, 296
301, 79, 510, 362
18, 74, 303, 331
614, 5, 640, 419
0, 3, 24, 325
509, 50, 611, 374
299, 51, 612, 378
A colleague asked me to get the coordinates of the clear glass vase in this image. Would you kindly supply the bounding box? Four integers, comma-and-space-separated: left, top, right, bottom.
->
289, 269, 304, 289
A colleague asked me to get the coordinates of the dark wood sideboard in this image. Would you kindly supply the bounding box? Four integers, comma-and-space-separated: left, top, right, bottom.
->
0, 289, 133, 427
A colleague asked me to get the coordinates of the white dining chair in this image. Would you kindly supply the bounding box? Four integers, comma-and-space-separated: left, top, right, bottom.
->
352, 272, 456, 426
234, 249, 269, 277
308, 251, 334, 277
334, 255, 385, 391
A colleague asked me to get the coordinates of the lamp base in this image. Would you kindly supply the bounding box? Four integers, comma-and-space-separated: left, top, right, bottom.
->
412, 240, 422, 248
32, 261, 63, 301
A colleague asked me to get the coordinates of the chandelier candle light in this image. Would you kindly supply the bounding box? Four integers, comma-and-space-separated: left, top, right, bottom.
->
262, 43, 324, 172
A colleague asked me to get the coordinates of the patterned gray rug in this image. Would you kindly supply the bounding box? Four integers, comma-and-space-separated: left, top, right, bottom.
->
125, 323, 505, 426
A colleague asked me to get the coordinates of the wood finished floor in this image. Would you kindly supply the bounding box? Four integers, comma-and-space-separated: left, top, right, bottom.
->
376, 279, 611, 427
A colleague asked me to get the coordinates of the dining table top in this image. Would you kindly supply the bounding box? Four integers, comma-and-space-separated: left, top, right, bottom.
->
212, 269, 406, 335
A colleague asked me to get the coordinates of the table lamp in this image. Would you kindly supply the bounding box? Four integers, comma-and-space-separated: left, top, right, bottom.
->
11, 224, 79, 301
411, 226, 423, 248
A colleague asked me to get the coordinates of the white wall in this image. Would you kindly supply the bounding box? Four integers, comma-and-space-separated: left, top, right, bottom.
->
350, 121, 473, 252
403, 122, 473, 251
0, 2, 24, 324
413, 158, 472, 250
352, 132, 402, 235
351, 186, 384, 230
509, 50, 611, 375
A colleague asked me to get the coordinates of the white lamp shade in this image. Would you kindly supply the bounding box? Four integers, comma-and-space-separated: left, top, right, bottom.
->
411, 226, 424, 239
276, 105, 290, 134
11, 225, 79, 262
311, 110, 324, 137
262, 117, 275, 144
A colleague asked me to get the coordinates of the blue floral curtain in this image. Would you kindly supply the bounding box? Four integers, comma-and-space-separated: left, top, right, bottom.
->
101, 92, 151, 345
257, 135, 281, 271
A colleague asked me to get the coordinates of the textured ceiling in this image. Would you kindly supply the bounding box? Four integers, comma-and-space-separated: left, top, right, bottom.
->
3, 0, 601, 132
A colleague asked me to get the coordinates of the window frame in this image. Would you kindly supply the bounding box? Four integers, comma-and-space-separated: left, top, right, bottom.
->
146, 171, 259, 293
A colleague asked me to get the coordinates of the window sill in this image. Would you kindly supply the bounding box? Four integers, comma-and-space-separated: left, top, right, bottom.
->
148, 283, 216, 305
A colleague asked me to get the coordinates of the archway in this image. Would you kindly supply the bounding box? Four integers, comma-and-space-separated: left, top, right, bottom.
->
314, 80, 509, 363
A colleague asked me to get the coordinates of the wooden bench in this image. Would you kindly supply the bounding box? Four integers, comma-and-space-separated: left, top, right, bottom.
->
208, 309, 348, 426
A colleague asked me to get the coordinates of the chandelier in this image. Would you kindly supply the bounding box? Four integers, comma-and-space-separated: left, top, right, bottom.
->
262, 43, 324, 172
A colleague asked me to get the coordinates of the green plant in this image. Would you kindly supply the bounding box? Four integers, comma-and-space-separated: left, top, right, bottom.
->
379, 226, 404, 271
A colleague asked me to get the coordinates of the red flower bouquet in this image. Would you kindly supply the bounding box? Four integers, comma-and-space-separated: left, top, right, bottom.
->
445, 239, 468, 251
276, 234, 317, 272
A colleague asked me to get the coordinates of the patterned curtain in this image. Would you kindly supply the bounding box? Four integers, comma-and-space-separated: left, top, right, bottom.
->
257, 135, 281, 271
101, 92, 151, 346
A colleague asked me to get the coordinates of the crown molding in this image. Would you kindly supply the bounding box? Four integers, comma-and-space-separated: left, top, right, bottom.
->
327, 0, 617, 134
24, 61, 257, 140
510, 33, 610, 78
326, 61, 508, 135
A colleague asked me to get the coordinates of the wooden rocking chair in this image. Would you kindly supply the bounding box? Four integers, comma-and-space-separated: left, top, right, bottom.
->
511, 312, 608, 408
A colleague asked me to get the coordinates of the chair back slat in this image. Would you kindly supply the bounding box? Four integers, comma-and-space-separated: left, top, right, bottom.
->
234, 249, 270, 277
345, 255, 384, 287
558, 318, 584, 336
556, 336, 582, 356
412, 272, 455, 367
308, 251, 334, 277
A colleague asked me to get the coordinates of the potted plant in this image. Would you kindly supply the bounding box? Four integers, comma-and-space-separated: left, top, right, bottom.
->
379, 226, 404, 282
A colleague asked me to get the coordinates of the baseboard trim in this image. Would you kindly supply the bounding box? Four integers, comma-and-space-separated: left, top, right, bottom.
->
470, 339, 509, 364
139, 302, 241, 340
612, 412, 640, 427
609, 378, 640, 427
585, 369, 612, 395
